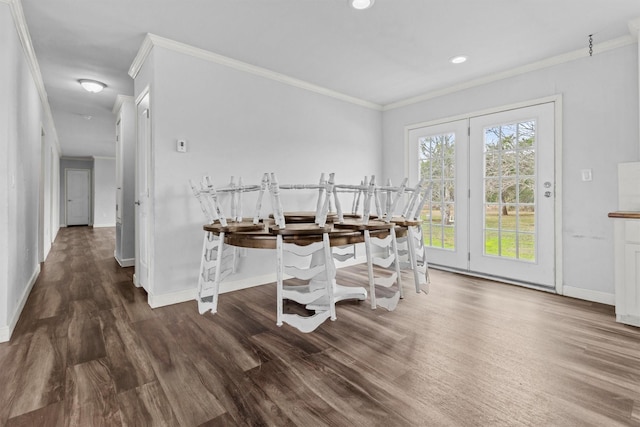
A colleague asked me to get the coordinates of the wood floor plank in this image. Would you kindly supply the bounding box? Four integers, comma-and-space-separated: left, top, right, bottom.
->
117, 381, 179, 427
8, 317, 67, 419
134, 318, 227, 426
66, 300, 106, 366
5, 401, 64, 427
64, 358, 122, 426
96, 306, 157, 393
0, 341, 30, 424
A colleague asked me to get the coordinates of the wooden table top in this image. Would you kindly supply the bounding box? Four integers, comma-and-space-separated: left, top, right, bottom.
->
608, 211, 640, 219
203, 219, 393, 249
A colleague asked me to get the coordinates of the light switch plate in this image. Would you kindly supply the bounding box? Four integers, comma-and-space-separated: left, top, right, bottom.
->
581, 169, 592, 182
177, 139, 187, 153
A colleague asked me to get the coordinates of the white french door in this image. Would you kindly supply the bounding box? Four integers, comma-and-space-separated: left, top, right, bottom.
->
408, 119, 469, 271
408, 101, 556, 289
469, 103, 555, 287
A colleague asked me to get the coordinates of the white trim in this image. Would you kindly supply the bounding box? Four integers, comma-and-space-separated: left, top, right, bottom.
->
385, 35, 635, 111
129, 33, 383, 111
112, 94, 135, 115
92, 156, 116, 160
148, 288, 195, 309
563, 286, 615, 306
115, 256, 135, 268
628, 17, 640, 38
92, 223, 115, 228
553, 97, 564, 295
404, 95, 564, 132
0, 264, 40, 343
616, 314, 640, 327
5, 0, 61, 155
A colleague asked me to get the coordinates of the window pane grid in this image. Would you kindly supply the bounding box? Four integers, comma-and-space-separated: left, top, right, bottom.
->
482, 119, 536, 261
420, 133, 455, 251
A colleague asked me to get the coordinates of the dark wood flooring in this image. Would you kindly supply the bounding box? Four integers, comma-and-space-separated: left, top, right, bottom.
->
1, 226, 640, 426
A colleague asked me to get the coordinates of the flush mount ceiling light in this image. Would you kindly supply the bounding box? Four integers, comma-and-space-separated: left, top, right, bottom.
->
350, 0, 375, 10
449, 55, 468, 64
79, 79, 106, 93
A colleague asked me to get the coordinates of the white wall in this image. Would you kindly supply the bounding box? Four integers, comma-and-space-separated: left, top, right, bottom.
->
134, 43, 382, 303
92, 156, 116, 227
382, 44, 639, 302
0, 2, 60, 341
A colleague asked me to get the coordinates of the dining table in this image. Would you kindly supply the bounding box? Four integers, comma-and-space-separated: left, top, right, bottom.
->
202, 214, 409, 304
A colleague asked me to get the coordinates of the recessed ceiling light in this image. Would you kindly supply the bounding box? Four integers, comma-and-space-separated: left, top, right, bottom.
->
450, 55, 468, 64
79, 79, 106, 93
350, 0, 375, 10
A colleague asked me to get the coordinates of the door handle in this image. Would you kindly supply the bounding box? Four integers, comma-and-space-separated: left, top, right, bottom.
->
135, 201, 141, 206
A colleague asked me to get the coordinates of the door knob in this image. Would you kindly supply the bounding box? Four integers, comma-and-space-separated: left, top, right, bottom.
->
134, 201, 141, 206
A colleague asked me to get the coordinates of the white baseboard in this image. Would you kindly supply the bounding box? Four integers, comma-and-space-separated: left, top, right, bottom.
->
148, 288, 197, 309
562, 286, 615, 306
616, 314, 640, 327
92, 223, 116, 228
115, 256, 135, 268
0, 264, 40, 343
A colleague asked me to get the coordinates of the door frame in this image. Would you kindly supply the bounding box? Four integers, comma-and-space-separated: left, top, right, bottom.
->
134, 87, 152, 291
64, 168, 92, 226
404, 95, 563, 295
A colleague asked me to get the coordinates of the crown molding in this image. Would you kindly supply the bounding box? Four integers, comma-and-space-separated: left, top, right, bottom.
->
384, 35, 636, 111
112, 94, 134, 114
629, 17, 640, 38
129, 33, 384, 111
128, 33, 154, 79
4, 0, 61, 155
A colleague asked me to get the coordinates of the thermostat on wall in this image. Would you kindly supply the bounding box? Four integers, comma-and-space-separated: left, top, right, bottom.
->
177, 139, 187, 153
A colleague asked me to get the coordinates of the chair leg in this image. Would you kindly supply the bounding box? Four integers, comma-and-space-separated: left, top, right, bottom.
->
364, 230, 377, 310
365, 229, 401, 311
197, 232, 219, 314
410, 225, 430, 294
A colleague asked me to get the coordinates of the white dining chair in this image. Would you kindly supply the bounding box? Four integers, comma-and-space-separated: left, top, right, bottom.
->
391, 179, 432, 294
334, 175, 402, 311
268, 172, 338, 333
189, 175, 263, 315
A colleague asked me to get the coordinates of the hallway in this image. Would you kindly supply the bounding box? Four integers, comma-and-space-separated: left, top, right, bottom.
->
0, 226, 639, 426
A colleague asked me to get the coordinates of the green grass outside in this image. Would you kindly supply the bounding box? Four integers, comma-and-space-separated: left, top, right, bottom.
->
423, 211, 536, 261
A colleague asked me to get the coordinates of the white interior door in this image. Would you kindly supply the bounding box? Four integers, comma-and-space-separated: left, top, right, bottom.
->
135, 92, 151, 291
408, 119, 469, 270
115, 118, 122, 224
469, 103, 555, 287
66, 169, 91, 226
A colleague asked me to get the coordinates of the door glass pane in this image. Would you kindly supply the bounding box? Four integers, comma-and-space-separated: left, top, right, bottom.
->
482, 119, 537, 261
420, 133, 455, 250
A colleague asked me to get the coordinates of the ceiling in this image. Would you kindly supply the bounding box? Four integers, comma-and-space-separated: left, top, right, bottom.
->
19, 0, 640, 158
